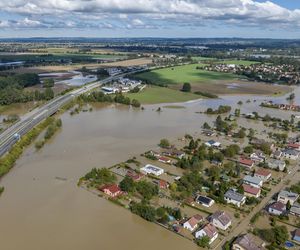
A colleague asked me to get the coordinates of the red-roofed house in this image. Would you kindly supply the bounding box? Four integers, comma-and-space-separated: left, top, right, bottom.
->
100, 184, 122, 197
126, 170, 144, 182
254, 169, 272, 182
243, 184, 261, 198
288, 143, 300, 151
195, 224, 218, 244
183, 214, 204, 232
158, 156, 172, 164
268, 201, 286, 215
158, 179, 169, 189
239, 158, 254, 169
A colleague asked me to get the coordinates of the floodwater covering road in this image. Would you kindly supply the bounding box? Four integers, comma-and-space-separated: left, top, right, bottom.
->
0, 88, 299, 250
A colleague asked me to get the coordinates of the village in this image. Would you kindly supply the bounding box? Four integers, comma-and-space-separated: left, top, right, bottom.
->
79, 112, 300, 250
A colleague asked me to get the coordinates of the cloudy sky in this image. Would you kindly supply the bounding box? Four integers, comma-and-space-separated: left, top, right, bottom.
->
0, 0, 299, 38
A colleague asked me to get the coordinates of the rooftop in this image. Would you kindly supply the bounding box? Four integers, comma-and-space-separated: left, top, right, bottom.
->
225, 189, 245, 202
210, 211, 231, 227
242, 184, 260, 195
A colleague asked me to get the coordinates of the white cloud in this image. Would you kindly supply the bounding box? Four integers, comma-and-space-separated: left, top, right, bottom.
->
0, 0, 299, 30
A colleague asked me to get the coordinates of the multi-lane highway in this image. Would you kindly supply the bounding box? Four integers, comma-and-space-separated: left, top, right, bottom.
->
0, 69, 145, 157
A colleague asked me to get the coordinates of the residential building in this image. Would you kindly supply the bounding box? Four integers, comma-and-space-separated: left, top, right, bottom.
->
239, 158, 254, 169
277, 190, 299, 205
205, 140, 221, 148
271, 150, 282, 159
162, 148, 185, 159
155, 179, 169, 189
250, 152, 265, 163
140, 164, 164, 176
287, 143, 300, 151
254, 169, 272, 182
267, 159, 286, 171
243, 175, 263, 188
290, 203, 300, 217
100, 184, 122, 197
182, 214, 203, 232
195, 224, 218, 244
196, 195, 215, 207
126, 170, 144, 182
224, 189, 246, 207
158, 156, 172, 164
293, 229, 300, 243
282, 149, 300, 160
209, 211, 232, 231
232, 234, 265, 250
268, 201, 286, 215
242, 184, 261, 198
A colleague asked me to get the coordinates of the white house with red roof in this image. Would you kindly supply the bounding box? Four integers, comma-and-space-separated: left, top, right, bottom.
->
183, 214, 203, 232
100, 184, 122, 197
195, 224, 218, 244
288, 143, 300, 151
268, 201, 286, 215
239, 158, 254, 169
242, 184, 261, 198
254, 169, 272, 182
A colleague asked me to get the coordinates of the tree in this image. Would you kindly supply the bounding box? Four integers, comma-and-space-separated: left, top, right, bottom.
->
244, 145, 254, 154
236, 128, 246, 138
130, 202, 156, 222
44, 87, 54, 100
119, 176, 135, 193
181, 82, 191, 92
197, 236, 210, 248
131, 99, 141, 108
136, 181, 159, 200
159, 138, 170, 148
43, 78, 54, 88
234, 108, 240, 117
203, 122, 211, 129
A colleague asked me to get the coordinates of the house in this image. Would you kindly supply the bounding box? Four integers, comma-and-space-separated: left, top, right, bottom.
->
195, 224, 218, 244
126, 170, 144, 182
158, 156, 172, 164
209, 211, 232, 231
268, 201, 286, 215
242, 184, 261, 198
224, 189, 246, 207
100, 184, 122, 197
277, 190, 299, 205
202, 129, 215, 137
288, 143, 300, 151
140, 164, 164, 176
205, 140, 221, 148
254, 169, 272, 182
211, 160, 222, 167
250, 152, 265, 163
243, 175, 263, 188
232, 234, 264, 250
267, 159, 286, 171
182, 214, 203, 232
271, 150, 283, 159
293, 229, 300, 243
162, 148, 185, 159
155, 179, 169, 189
290, 203, 300, 217
239, 158, 254, 169
282, 149, 300, 160
196, 195, 215, 207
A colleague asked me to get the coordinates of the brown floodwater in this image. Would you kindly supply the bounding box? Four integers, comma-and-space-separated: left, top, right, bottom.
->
0, 90, 299, 250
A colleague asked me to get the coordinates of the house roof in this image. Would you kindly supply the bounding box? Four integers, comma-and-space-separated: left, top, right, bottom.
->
291, 203, 300, 215
234, 234, 263, 250
243, 184, 261, 195
100, 184, 121, 194
255, 169, 271, 177
243, 175, 262, 185
269, 201, 286, 212
283, 149, 299, 156
185, 214, 203, 229
278, 190, 299, 201
158, 179, 169, 189
197, 195, 214, 205
202, 224, 217, 239
225, 189, 245, 202
294, 229, 300, 238
210, 211, 231, 227
240, 158, 254, 166
288, 143, 300, 149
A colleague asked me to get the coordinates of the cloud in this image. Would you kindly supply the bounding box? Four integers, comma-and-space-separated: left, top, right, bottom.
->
0, 0, 299, 30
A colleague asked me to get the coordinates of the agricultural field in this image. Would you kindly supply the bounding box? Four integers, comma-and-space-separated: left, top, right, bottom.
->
135, 63, 291, 95
126, 86, 201, 104
219, 60, 261, 66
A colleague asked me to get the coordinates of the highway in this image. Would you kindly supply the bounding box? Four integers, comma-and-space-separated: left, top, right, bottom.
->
0, 69, 145, 157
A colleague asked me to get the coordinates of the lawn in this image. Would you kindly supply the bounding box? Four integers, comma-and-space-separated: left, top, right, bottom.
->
219, 60, 260, 66
126, 86, 201, 104
135, 63, 237, 87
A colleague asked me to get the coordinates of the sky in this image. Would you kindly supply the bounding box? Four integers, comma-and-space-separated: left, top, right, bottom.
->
0, 0, 299, 38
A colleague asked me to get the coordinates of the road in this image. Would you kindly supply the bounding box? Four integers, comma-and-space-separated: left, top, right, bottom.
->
0, 69, 146, 157
214, 164, 300, 250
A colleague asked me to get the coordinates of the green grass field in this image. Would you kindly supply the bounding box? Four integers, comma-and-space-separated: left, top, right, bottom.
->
219, 60, 260, 66
135, 64, 237, 86
126, 86, 201, 104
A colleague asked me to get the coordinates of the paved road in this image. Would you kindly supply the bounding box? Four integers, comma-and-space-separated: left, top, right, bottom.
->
0, 69, 146, 157
214, 164, 300, 250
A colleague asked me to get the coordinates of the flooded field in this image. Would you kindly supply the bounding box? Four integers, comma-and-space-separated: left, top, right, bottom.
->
0, 89, 299, 250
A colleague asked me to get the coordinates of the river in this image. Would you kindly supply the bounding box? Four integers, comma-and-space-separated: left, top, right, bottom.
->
0, 89, 299, 250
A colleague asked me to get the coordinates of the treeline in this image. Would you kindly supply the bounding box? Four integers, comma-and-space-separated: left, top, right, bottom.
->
35, 118, 62, 150
78, 91, 141, 108
205, 105, 231, 114
0, 117, 57, 178
0, 73, 55, 105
